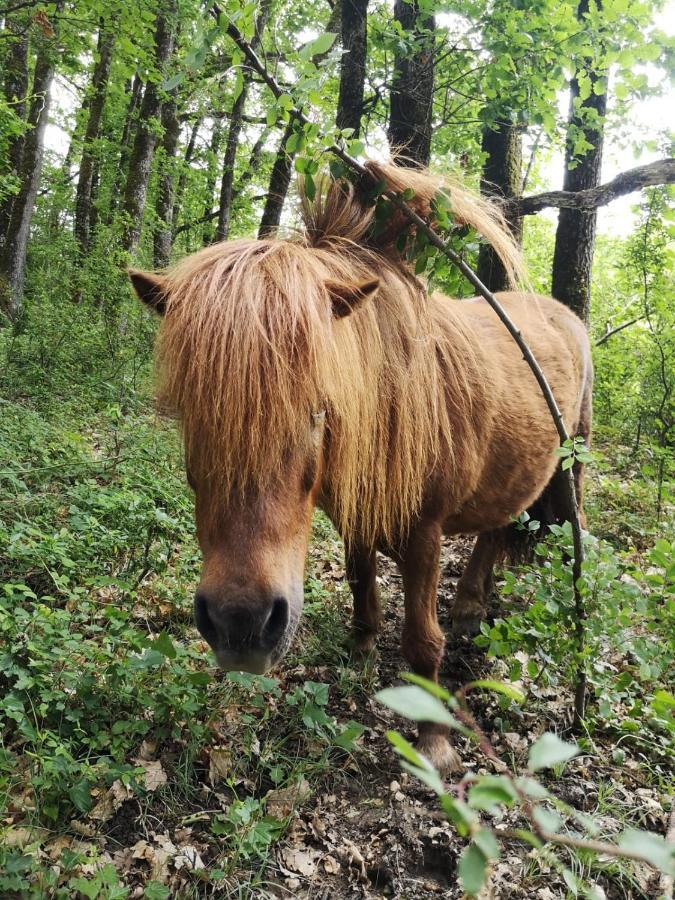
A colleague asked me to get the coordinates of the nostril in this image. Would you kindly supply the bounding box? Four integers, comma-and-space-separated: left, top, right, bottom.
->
194, 592, 219, 647
261, 596, 289, 649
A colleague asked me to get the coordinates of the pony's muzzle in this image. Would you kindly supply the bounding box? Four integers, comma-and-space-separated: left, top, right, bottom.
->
194, 591, 290, 673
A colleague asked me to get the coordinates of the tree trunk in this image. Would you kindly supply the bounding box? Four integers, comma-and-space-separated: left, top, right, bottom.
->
551, 0, 606, 324
0, 15, 30, 248
336, 0, 369, 136
258, 121, 295, 238
172, 114, 203, 227
388, 0, 435, 166
121, 0, 177, 253
106, 74, 143, 222
0, 46, 55, 320
215, 87, 248, 242
153, 94, 180, 267
216, 0, 271, 242
201, 119, 223, 245
74, 23, 115, 254
476, 120, 523, 292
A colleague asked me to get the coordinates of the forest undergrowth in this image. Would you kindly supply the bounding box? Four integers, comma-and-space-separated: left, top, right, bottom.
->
0, 260, 672, 898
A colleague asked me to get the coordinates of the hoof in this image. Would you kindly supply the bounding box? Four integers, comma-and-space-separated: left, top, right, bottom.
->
417, 733, 462, 775
348, 630, 377, 662
450, 610, 483, 637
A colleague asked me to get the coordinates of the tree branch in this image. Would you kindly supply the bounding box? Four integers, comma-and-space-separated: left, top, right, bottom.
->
511, 159, 675, 217
595, 316, 645, 346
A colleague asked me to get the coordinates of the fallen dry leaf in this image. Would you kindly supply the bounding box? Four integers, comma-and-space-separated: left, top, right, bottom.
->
133, 758, 168, 792
131, 834, 177, 883
1, 826, 48, 848
279, 846, 319, 877
174, 845, 206, 871
89, 779, 132, 822
208, 747, 232, 785
323, 854, 340, 874
266, 778, 311, 819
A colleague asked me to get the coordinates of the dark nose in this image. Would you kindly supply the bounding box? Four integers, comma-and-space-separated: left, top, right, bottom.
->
194, 592, 289, 656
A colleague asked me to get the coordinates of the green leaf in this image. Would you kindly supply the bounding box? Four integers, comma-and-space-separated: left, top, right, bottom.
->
400, 760, 445, 794
304, 173, 316, 201
401, 672, 453, 702
474, 828, 500, 860
385, 730, 427, 767
286, 131, 305, 154
468, 775, 518, 812
144, 882, 171, 900
528, 733, 578, 772
151, 631, 176, 659
231, 71, 244, 103
617, 829, 675, 875
300, 32, 337, 60
69, 778, 92, 814
161, 73, 183, 92
458, 843, 487, 895
532, 806, 562, 833
376, 685, 458, 726
466, 679, 525, 703
439, 794, 477, 836
562, 867, 580, 895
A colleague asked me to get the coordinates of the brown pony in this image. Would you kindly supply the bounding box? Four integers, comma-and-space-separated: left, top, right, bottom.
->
130, 161, 592, 772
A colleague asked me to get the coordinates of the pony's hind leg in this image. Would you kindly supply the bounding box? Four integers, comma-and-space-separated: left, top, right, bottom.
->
396, 521, 462, 774
451, 530, 503, 636
346, 541, 381, 656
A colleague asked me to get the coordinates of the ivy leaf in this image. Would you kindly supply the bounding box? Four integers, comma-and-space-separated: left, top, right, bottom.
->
528, 733, 578, 771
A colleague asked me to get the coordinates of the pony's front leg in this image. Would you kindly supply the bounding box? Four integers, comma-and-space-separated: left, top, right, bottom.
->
451, 530, 502, 636
397, 522, 461, 774
345, 541, 381, 656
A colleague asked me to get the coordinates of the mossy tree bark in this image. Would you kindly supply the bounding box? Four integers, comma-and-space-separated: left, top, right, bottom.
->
0, 41, 56, 319
336, 0, 369, 137
74, 23, 115, 254
121, 0, 177, 253
477, 120, 523, 292
388, 0, 435, 167
551, 0, 607, 324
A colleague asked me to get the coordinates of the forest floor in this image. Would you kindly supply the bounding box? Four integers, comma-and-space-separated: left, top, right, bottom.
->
1, 393, 672, 899
9, 530, 668, 900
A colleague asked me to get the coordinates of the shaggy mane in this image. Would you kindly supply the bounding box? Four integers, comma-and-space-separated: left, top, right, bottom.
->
155, 161, 523, 544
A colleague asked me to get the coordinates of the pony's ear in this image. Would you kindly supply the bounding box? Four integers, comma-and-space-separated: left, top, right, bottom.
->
128, 269, 168, 315
326, 278, 379, 319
